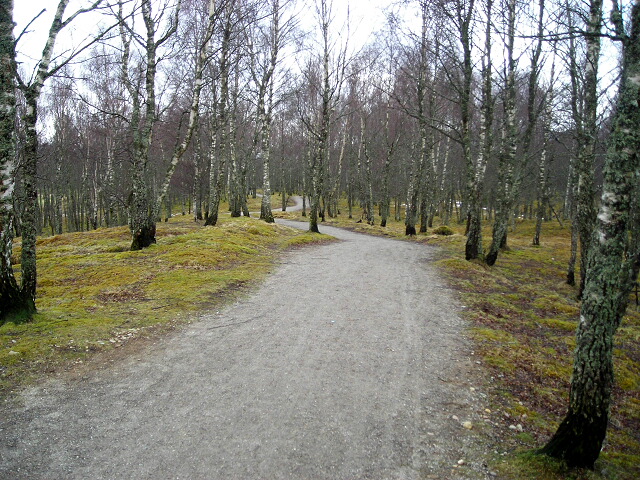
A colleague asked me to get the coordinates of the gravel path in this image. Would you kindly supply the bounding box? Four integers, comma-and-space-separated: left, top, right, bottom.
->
0, 213, 487, 479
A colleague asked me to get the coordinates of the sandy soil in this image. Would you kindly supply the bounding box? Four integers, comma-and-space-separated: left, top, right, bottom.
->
0, 214, 490, 479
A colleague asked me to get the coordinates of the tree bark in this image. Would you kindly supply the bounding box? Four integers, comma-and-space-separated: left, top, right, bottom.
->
540, 0, 640, 467
574, 0, 603, 296
404, 3, 431, 236
465, 0, 492, 260
533, 62, 556, 246
205, 2, 233, 227
0, 0, 35, 322
124, 0, 178, 249
254, 0, 281, 224
486, 0, 545, 266
156, 0, 216, 217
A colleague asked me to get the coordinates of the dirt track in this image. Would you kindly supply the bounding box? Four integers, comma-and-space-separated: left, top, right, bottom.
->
0, 213, 488, 479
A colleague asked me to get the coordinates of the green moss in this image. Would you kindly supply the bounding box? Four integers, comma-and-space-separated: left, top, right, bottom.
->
473, 327, 517, 343
532, 294, 580, 317
432, 225, 455, 235
613, 352, 640, 391
0, 216, 337, 397
495, 450, 618, 480
538, 318, 578, 333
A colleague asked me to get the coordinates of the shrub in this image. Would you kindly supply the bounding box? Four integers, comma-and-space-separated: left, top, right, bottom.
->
432, 225, 454, 236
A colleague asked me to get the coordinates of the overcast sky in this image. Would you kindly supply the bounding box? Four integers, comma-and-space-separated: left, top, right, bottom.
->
13, 0, 396, 74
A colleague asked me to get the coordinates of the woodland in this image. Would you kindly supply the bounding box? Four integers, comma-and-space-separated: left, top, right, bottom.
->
0, 0, 639, 477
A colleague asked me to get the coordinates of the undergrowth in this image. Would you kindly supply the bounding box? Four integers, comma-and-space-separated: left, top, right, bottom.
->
1, 215, 332, 397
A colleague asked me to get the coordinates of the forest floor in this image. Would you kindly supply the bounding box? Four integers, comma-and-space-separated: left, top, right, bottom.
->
1, 205, 492, 479
276, 199, 640, 480
1, 197, 637, 479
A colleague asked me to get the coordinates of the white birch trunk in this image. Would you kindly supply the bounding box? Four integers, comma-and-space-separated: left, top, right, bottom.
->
156, 0, 216, 213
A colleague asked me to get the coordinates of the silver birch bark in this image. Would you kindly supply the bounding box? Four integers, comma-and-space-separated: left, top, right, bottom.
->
450, 0, 474, 244
252, 0, 281, 224
327, 123, 346, 218
485, 0, 517, 266
228, 69, 242, 218
532, 149, 549, 247
486, 0, 545, 266
533, 62, 556, 246
465, 0, 492, 260
574, 0, 603, 295
0, 0, 35, 322
404, 1, 430, 236
103, 137, 116, 226
156, 0, 217, 216
359, 116, 374, 225
18, 0, 102, 299
379, 107, 397, 228
540, 0, 640, 465
205, 0, 233, 227
308, 0, 333, 234
124, 0, 181, 250
564, 1, 582, 285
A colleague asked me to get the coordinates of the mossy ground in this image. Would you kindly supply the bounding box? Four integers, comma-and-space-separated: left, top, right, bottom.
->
283, 200, 640, 479
1, 210, 332, 397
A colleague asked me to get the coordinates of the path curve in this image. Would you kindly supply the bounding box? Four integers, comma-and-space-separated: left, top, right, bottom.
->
252, 194, 305, 215
1, 221, 485, 479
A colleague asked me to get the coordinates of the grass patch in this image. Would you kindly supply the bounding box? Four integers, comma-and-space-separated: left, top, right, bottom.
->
433, 222, 640, 479
1, 216, 333, 397
432, 225, 455, 235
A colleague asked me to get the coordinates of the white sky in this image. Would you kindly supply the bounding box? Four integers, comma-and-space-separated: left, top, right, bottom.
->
13, 0, 395, 75
14, 0, 617, 114
13, 1, 110, 81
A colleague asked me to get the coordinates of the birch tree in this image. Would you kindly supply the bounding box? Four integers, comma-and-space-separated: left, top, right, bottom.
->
403, 0, 430, 236
465, 0, 493, 259
533, 58, 557, 246
486, 0, 546, 266
118, 0, 180, 250
438, 0, 476, 247
485, 0, 518, 266
301, 0, 348, 233
205, 0, 235, 227
249, 0, 284, 224
0, 0, 35, 322
540, 0, 640, 466
15, 0, 111, 301
155, 0, 219, 216
564, 0, 582, 285
571, 0, 603, 295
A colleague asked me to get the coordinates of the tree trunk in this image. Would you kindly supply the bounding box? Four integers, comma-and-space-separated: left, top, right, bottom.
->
466, 0, 492, 260
205, 4, 231, 227
486, 0, 545, 266
540, 0, 640, 467
380, 145, 393, 228
17, 0, 74, 292
20, 93, 39, 299
533, 64, 555, 246
405, 5, 431, 236
0, 0, 35, 322
404, 141, 421, 236
156, 0, 216, 218
256, 0, 281, 224
228, 69, 242, 218
575, 0, 603, 296
486, 0, 517, 267
532, 151, 548, 246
